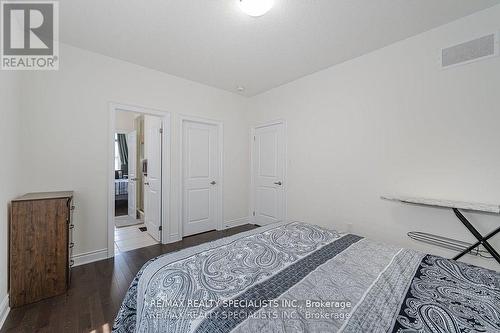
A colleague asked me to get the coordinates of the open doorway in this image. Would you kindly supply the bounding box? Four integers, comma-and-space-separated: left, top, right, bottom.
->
111, 108, 167, 254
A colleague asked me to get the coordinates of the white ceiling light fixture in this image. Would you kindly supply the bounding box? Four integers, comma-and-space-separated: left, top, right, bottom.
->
239, 0, 274, 17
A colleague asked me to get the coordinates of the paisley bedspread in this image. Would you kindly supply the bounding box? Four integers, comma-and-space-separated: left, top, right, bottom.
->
112, 222, 500, 333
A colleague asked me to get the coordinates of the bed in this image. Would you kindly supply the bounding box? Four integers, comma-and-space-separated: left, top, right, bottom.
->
115, 178, 129, 201
112, 222, 500, 333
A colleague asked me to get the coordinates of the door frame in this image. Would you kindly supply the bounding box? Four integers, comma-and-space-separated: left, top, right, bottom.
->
108, 102, 172, 258
249, 119, 288, 225
179, 115, 224, 237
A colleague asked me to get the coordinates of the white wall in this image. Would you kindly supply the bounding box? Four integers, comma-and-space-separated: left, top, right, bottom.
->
19, 43, 249, 260
0, 71, 22, 321
247, 6, 500, 270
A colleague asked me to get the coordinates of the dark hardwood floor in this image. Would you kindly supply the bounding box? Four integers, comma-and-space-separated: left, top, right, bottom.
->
1, 224, 258, 333
114, 200, 128, 217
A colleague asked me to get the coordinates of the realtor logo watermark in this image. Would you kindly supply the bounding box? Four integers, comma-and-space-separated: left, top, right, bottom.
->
1, 1, 59, 70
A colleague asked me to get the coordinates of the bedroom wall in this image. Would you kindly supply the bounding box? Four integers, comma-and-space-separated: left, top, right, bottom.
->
19, 43, 250, 263
247, 5, 500, 270
0, 71, 22, 323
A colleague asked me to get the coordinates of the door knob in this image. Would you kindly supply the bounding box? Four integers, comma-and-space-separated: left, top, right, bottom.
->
274, 181, 282, 186
210, 181, 216, 185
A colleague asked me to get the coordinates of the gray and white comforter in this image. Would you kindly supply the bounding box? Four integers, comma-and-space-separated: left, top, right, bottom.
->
113, 222, 500, 333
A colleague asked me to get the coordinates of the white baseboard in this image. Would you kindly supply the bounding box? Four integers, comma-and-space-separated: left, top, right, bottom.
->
0, 294, 9, 330
163, 233, 181, 244
72, 248, 108, 267
225, 217, 250, 228
162, 218, 250, 244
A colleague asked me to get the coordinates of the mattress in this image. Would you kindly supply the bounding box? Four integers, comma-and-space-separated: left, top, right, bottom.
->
115, 179, 129, 196
112, 222, 500, 333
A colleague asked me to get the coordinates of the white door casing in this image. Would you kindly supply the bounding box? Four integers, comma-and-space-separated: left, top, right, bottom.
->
144, 115, 162, 241
109, 103, 172, 258
182, 120, 219, 236
252, 121, 286, 225
127, 131, 137, 219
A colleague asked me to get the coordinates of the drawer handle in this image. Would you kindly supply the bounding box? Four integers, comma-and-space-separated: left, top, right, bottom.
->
69, 242, 74, 249
70, 259, 74, 267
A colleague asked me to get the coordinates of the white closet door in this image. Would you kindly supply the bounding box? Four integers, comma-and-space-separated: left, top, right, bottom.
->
253, 122, 285, 225
182, 120, 219, 236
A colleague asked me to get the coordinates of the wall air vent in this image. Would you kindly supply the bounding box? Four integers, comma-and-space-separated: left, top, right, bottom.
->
441, 33, 498, 69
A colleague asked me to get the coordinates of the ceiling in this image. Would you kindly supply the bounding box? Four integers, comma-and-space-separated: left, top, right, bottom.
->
59, 0, 500, 96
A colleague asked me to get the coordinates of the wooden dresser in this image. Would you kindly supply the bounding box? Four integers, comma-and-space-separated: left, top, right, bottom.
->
9, 191, 74, 308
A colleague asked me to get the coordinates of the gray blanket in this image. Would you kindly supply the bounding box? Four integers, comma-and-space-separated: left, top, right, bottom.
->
113, 222, 500, 333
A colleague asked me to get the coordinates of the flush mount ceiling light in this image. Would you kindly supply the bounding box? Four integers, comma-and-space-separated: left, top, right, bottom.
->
239, 0, 274, 17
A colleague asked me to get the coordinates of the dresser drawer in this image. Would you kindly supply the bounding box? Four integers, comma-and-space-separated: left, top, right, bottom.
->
67, 198, 75, 284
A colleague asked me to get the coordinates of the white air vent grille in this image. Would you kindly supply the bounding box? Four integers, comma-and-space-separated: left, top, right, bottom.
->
441, 33, 498, 69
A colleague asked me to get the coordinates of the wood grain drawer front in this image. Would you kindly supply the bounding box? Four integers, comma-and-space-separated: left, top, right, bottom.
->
10, 198, 70, 308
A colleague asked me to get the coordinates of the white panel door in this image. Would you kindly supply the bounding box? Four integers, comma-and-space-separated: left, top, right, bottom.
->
253, 122, 285, 225
144, 115, 162, 241
182, 121, 219, 236
127, 131, 137, 219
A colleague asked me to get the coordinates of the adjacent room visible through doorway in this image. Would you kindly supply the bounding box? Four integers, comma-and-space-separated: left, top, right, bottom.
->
113, 110, 163, 253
